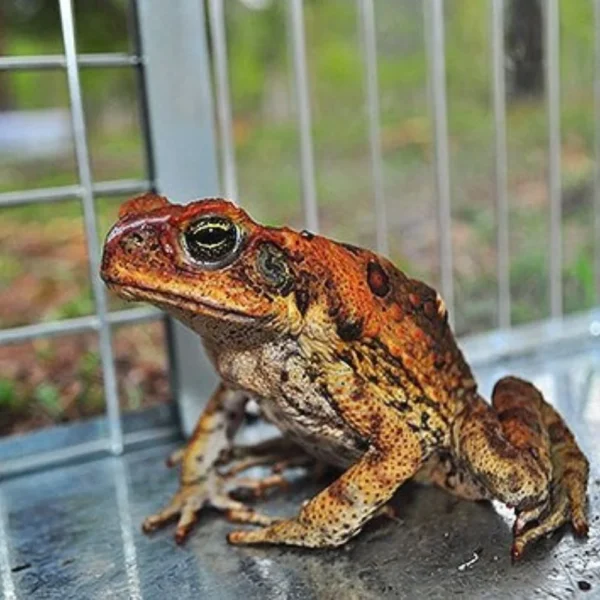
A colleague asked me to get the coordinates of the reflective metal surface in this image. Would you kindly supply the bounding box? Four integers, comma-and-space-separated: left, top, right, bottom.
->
1, 347, 599, 599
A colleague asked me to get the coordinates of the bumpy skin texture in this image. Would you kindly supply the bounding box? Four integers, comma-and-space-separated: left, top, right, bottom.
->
101, 193, 589, 559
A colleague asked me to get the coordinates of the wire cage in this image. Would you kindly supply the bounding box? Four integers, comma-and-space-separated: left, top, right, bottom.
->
1, 0, 599, 480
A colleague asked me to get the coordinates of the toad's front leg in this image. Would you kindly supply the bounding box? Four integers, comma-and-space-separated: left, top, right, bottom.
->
227, 405, 425, 548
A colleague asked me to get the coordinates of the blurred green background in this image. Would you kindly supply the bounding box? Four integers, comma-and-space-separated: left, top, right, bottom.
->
0, 0, 597, 434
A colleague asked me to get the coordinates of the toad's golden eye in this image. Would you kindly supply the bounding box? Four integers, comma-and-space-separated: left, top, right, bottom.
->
183, 216, 240, 267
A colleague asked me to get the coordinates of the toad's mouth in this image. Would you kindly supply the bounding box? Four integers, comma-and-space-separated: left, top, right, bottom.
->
105, 280, 260, 325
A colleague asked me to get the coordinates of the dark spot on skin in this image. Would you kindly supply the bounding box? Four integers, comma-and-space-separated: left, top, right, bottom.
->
338, 351, 354, 369
327, 305, 340, 319
563, 467, 584, 479
281, 370, 289, 383
483, 420, 518, 459
423, 301, 436, 318
395, 401, 410, 412
548, 421, 566, 444
294, 287, 310, 316
497, 406, 542, 434
340, 242, 362, 255
367, 261, 390, 297
506, 470, 521, 494
407, 422, 420, 433
383, 368, 402, 387
351, 387, 363, 402
300, 230, 314, 240
328, 480, 355, 506
336, 317, 363, 342
281, 392, 318, 418
420, 412, 431, 429
318, 383, 332, 401
370, 413, 383, 436
445, 478, 456, 492
365, 449, 385, 465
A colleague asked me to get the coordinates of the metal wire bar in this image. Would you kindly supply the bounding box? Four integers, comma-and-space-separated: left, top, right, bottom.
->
0, 495, 16, 600
424, 0, 454, 322
128, 0, 157, 197
0, 425, 178, 480
490, 0, 510, 329
287, 0, 319, 232
545, 0, 562, 318
0, 307, 162, 346
595, 0, 600, 302
112, 460, 143, 600
356, 0, 388, 256
208, 0, 238, 201
0, 53, 140, 71
0, 179, 150, 209
59, 0, 123, 454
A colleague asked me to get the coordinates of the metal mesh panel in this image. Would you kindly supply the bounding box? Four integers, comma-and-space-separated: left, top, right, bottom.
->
0, 0, 175, 475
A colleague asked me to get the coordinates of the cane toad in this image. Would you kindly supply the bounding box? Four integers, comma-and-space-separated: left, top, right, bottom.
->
100, 193, 589, 559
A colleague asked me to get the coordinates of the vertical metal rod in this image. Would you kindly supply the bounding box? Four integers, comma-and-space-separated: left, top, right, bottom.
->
490, 0, 511, 329
357, 0, 388, 256
113, 461, 142, 600
0, 496, 16, 600
594, 0, 600, 302
287, 0, 319, 232
136, 0, 221, 435
59, 0, 123, 454
424, 0, 454, 321
545, 0, 563, 318
209, 0, 239, 200
129, 0, 157, 189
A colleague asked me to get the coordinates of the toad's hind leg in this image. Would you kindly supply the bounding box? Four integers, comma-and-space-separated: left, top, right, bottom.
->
413, 451, 490, 501
455, 376, 589, 560
494, 377, 589, 558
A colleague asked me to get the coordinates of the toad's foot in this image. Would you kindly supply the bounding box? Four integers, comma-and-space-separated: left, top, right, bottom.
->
511, 481, 586, 561
142, 470, 286, 544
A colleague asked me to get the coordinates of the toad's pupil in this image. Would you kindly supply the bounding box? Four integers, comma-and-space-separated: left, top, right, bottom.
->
197, 226, 228, 246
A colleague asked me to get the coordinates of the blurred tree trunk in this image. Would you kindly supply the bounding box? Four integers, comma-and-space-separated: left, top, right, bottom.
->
506, 0, 544, 98
0, 3, 13, 110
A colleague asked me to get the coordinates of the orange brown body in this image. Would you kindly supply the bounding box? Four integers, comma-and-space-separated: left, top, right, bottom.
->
101, 193, 589, 559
